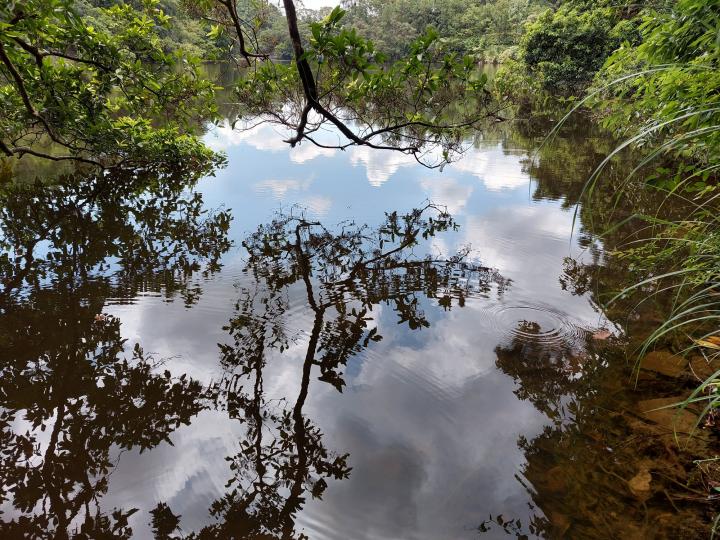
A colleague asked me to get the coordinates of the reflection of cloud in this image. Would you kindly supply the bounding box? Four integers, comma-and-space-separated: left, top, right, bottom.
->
290, 142, 336, 163
345, 141, 528, 190
419, 177, 473, 215
95, 152, 614, 539
300, 195, 332, 217
105, 409, 244, 535
205, 122, 288, 152
450, 143, 529, 191
252, 180, 333, 216
462, 205, 574, 274
349, 146, 416, 187
206, 122, 335, 164
254, 178, 312, 199
299, 303, 548, 539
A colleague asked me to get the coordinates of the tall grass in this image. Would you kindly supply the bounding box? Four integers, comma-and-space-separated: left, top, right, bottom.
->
558, 0, 720, 428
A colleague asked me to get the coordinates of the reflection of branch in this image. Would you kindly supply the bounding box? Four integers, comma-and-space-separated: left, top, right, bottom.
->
204, 206, 507, 536
43, 400, 69, 531
294, 220, 321, 312
281, 307, 324, 537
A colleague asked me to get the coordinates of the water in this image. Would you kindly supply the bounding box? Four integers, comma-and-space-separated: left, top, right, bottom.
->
0, 116, 709, 537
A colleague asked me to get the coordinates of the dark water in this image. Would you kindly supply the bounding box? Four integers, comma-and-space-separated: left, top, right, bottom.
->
0, 114, 712, 538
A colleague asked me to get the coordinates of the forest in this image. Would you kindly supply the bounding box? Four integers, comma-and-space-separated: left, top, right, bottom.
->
1, 0, 719, 538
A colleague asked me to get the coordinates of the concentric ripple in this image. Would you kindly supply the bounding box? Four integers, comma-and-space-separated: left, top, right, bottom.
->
484, 303, 591, 348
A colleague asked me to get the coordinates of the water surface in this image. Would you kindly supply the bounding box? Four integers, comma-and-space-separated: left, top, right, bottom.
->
0, 115, 703, 538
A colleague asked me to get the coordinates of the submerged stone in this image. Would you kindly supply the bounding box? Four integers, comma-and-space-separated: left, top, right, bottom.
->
637, 396, 698, 435
640, 351, 687, 378
688, 355, 720, 381
627, 465, 652, 500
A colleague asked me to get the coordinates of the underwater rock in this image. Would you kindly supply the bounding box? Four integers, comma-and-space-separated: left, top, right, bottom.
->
640, 351, 687, 378
592, 328, 612, 341
627, 465, 652, 500
637, 397, 698, 435
544, 465, 567, 493
688, 355, 720, 381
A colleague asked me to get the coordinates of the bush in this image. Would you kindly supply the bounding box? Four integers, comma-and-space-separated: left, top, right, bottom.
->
521, 7, 620, 96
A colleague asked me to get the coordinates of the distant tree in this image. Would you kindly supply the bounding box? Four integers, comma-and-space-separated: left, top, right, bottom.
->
520, 6, 626, 95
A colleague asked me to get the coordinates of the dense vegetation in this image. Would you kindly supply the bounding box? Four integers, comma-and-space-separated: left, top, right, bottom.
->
2, 0, 525, 171
588, 0, 720, 418
0, 0, 222, 172
488, 0, 720, 418
502, 0, 720, 480
338, 0, 544, 62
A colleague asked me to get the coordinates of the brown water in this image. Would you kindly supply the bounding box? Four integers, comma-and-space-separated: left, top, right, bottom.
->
0, 115, 715, 538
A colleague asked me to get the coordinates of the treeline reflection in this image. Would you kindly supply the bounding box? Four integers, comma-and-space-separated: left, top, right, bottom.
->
0, 177, 511, 537
0, 166, 231, 537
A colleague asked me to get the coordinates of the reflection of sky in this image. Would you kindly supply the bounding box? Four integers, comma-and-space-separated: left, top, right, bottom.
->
102, 122, 610, 537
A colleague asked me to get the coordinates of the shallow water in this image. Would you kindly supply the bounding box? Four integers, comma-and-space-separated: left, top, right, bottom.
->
0, 115, 709, 538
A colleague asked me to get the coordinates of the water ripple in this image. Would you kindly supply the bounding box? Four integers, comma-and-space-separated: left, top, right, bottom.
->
479, 302, 591, 348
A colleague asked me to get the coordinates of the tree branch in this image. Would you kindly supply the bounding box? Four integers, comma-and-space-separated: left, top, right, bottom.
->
0, 42, 71, 149
219, 0, 268, 66
10, 146, 103, 167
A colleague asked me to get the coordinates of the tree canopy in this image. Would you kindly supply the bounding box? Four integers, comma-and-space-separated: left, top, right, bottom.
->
0, 0, 220, 170
1, 0, 516, 171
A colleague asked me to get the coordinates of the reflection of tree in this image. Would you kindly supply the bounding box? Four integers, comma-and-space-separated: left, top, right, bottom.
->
0, 168, 231, 306
494, 324, 597, 425
156, 205, 508, 538
491, 326, 710, 538
473, 118, 706, 537
0, 168, 232, 537
468, 117, 702, 537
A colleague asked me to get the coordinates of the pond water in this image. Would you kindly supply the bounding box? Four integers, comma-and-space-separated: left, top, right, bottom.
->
110, 123, 608, 537
0, 112, 711, 537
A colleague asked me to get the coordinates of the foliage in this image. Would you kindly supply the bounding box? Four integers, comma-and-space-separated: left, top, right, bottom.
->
0, 0, 220, 169
1, 0, 528, 169
339, 0, 544, 62
229, 5, 498, 167
574, 0, 720, 431
594, 0, 720, 167
494, 0, 649, 103
183, 0, 294, 61
81, 0, 225, 59
521, 7, 628, 95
